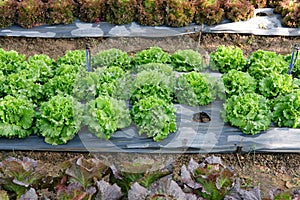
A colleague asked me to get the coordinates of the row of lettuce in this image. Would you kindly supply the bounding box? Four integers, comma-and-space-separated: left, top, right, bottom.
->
3, 155, 298, 200
0, 45, 300, 145
0, 0, 299, 29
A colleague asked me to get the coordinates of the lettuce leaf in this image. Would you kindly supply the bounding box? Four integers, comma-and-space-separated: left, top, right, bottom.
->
36, 95, 83, 145
131, 96, 176, 142
223, 93, 271, 135
0, 95, 35, 138
84, 96, 131, 139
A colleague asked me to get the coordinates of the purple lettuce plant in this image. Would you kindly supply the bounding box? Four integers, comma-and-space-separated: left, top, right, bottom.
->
77, 0, 106, 23
164, 0, 196, 27
56, 176, 97, 200
110, 157, 173, 195
128, 175, 198, 200
0, 157, 43, 199
95, 180, 123, 200
223, 0, 255, 22
268, 0, 281, 8
180, 156, 236, 200
250, 0, 267, 8
0, 0, 17, 28
274, 0, 297, 16
136, 0, 165, 26
45, 0, 77, 25
106, 0, 137, 25
56, 156, 109, 199
282, 2, 300, 28
16, 0, 46, 28
195, 0, 225, 25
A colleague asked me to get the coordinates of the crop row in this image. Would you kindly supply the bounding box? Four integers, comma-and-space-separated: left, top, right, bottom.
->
2, 155, 299, 199
0, 0, 299, 28
0, 45, 299, 145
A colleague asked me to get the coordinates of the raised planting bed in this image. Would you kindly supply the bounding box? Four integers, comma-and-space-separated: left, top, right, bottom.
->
0, 8, 300, 38
0, 43, 300, 153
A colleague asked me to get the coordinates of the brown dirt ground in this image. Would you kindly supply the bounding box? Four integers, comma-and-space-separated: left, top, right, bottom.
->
0, 33, 300, 199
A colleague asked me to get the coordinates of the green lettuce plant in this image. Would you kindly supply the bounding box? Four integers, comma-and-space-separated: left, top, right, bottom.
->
272, 90, 300, 128
73, 66, 132, 102
246, 49, 288, 80
131, 96, 177, 142
16, 0, 46, 28
258, 72, 294, 99
0, 95, 35, 138
56, 49, 86, 69
83, 96, 131, 139
43, 63, 85, 100
132, 46, 171, 66
164, 0, 196, 27
45, 0, 76, 25
72, 71, 97, 102
221, 69, 257, 97
223, 0, 255, 22
210, 45, 246, 73
35, 95, 83, 145
94, 66, 132, 100
43, 73, 78, 100
223, 93, 272, 135
77, 0, 106, 22
194, 0, 224, 25
0, 0, 17, 28
132, 63, 174, 75
43, 58, 85, 100
0, 48, 27, 75
175, 72, 217, 106
92, 48, 131, 71
5, 69, 44, 104
26, 54, 57, 83
0, 71, 6, 98
170, 49, 206, 72
136, 0, 165, 26
106, 0, 137, 25
130, 70, 175, 104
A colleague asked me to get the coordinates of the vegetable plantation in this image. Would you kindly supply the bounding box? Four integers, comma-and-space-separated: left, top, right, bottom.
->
0, 44, 299, 146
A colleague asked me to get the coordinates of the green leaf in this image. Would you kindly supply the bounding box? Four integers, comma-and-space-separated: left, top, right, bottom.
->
132, 46, 171, 66
272, 90, 300, 128
131, 70, 175, 104
36, 95, 83, 145
175, 72, 216, 106
131, 96, 176, 142
0, 95, 35, 138
246, 49, 288, 80
223, 93, 271, 134
209, 45, 246, 73
84, 96, 131, 139
221, 69, 257, 97
171, 49, 206, 72
92, 48, 131, 71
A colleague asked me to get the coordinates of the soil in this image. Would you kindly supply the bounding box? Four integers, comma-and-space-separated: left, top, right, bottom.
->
0, 33, 300, 199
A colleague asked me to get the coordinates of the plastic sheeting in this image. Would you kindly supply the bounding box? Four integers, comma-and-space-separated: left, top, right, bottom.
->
0, 8, 300, 38
0, 101, 299, 153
